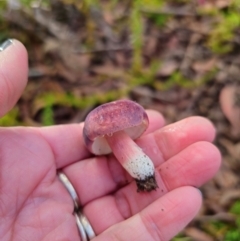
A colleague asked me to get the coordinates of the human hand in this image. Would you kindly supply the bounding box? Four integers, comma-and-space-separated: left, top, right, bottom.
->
0, 40, 221, 241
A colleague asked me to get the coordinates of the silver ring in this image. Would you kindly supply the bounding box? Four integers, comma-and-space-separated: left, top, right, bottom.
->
75, 213, 88, 241
58, 171, 96, 240
78, 212, 96, 239
58, 171, 80, 211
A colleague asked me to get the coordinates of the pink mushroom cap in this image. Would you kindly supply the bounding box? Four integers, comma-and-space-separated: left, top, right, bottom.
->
83, 99, 149, 155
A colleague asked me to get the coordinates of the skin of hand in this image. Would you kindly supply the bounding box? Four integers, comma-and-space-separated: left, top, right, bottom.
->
0, 40, 221, 241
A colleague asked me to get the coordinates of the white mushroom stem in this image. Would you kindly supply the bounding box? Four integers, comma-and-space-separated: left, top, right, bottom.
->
105, 130, 156, 182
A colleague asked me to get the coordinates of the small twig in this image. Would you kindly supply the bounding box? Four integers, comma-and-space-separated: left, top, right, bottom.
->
73, 45, 132, 55
90, 6, 118, 44
28, 68, 46, 78
196, 212, 236, 223
219, 189, 240, 207
141, 7, 197, 17
180, 32, 201, 72
33, 8, 76, 42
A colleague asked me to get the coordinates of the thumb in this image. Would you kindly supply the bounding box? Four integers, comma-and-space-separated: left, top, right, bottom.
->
0, 39, 28, 117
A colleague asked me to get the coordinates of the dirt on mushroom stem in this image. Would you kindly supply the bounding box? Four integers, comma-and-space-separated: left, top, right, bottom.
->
135, 176, 158, 192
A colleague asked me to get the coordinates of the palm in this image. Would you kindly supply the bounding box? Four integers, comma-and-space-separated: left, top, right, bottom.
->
1, 128, 78, 240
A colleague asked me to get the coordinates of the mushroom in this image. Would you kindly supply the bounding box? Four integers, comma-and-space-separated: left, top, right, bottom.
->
83, 99, 158, 192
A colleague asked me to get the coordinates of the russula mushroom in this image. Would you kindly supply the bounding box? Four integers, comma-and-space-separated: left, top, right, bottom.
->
83, 99, 158, 192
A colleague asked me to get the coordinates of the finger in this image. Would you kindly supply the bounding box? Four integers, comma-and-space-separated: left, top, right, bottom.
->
38, 110, 165, 168
38, 123, 90, 168
136, 116, 216, 166
158, 141, 221, 189
89, 186, 202, 239
144, 109, 165, 135
63, 116, 218, 204
154, 116, 216, 161
0, 39, 28, 117
76, 141, 220, 233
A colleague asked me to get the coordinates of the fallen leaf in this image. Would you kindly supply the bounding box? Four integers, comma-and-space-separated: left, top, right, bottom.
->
193, 58, 217, 73
158, 60, 179, 76
219, 85, 240, 133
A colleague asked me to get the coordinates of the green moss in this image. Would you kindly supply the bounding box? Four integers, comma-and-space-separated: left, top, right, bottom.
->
42, 105, 54, 126
200, 201, 240, 240
20, 0, 50, 8
0, 0, 7, 10
230, 200, 240, 215
225, 229, 240, 241
208, 10, 240, 54
0, 107, 21, 126
147, 13, 169, 27
211, 220, 227, 230
34, 88, 128, 112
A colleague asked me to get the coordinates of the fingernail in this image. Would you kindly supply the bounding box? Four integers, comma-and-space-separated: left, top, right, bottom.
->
0, 39, 13, 52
